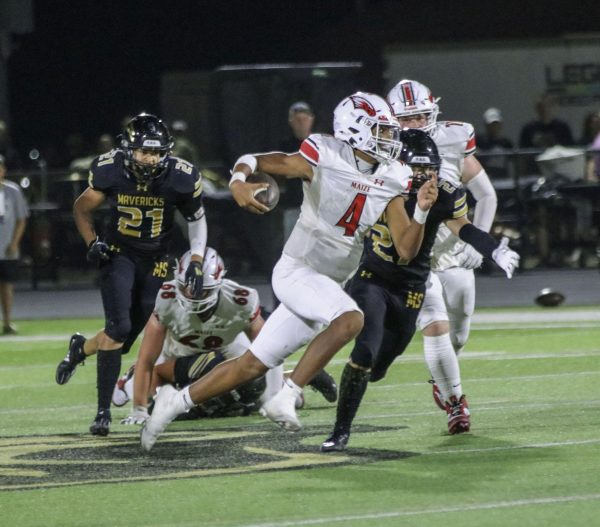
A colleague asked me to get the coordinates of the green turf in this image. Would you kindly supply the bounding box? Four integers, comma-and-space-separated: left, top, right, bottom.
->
1, 310, 599, 526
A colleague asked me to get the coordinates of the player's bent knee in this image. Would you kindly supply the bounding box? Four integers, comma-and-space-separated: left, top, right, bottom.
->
239, 350, 269, 378
104, 318, 132, 344
332, 310, 364, 341
421, 320, 449, 337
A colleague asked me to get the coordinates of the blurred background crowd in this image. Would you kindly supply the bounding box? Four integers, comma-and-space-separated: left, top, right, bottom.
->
1, 0, 600, 295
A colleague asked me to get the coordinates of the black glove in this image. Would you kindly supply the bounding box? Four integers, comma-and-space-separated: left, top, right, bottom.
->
185, 260, 204, 298
86, 237, 111, 265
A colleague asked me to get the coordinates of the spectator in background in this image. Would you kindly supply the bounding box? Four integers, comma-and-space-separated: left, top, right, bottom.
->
278, 102, 315, 240
583, 110, 600, 183
0, 120, 21, 169
70, 133, 116, 172
578, 110, 600, 147
171, 120, 200, 167
519, 94, 574, 149
477, 107, 514, 179
0, 155, 29, 334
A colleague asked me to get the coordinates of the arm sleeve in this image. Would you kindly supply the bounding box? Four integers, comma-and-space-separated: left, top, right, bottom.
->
187, 214, 207, 257
458, 223, 498, 258
465, 170, 497, 232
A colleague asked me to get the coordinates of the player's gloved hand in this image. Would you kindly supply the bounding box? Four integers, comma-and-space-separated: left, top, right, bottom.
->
86, 237, 111, 265
492, 236, 520, 279
458, 244, 484, 270
120, 406, 149, 425
185, 260, 204, 298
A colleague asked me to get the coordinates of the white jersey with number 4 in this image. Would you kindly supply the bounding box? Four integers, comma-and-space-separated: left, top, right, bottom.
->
429, 121, 477, 271
153, 278, 260, 359
283, 133, 411, 283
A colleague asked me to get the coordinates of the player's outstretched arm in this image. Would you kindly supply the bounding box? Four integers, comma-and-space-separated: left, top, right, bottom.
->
132, 314, 167, 408
229, 152, 312, 214
446, 216, 520, 278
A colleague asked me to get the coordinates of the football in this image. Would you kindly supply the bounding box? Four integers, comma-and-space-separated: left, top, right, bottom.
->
247, 172, 280, 211
534, 288, 566, 307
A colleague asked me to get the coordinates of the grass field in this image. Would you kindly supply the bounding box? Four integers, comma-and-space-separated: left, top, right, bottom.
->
1, 309, 600, 526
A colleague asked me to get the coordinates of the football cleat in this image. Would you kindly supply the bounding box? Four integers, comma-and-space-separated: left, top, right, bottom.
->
112, 365, 135, 407
55, 333, 87, 385
446, 395, 471, 435
141, 385, 184, 452
429, 380, 446, 411
308, 369, 338, 403
320, 431, 350, 452
259, 382, 303, 432
89, 410, 111, 436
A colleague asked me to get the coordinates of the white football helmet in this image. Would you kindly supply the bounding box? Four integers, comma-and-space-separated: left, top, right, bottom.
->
333, 91, 402, 164
175, 247, 225, 314
387, 80, 440, 132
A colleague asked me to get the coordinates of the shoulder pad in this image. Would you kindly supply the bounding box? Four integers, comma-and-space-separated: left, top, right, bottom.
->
89, 150, 125, 191
166, 157, 201, 194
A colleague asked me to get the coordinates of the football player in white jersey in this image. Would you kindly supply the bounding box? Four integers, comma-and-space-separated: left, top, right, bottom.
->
140, 91, 439, 451
118, 248, 282, 425
387, 79, 500, 433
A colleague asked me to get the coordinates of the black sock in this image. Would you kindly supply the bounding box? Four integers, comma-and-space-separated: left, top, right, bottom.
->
96, 349, 122, 414
333, 363, 370, 436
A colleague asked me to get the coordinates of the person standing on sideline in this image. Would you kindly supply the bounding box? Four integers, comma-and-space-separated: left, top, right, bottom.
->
0, 155, 29, 335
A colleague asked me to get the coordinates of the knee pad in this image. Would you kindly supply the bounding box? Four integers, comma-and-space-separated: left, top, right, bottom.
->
104, 318, 132, 344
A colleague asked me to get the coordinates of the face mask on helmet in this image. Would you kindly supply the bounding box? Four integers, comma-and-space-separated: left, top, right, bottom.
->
175, 248, 225, 314
399, 129, 441, 195
333, 92, 403, 164
120, 113, 174, 182
387, 80, 440, 132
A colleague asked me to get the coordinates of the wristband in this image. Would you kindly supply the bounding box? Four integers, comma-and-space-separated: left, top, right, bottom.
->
229, 171, 247, 187
234, 154, 257, 173
413, 205, 429, 225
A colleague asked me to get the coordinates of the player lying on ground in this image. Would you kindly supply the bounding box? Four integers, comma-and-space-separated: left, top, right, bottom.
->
112, 249, 337, 424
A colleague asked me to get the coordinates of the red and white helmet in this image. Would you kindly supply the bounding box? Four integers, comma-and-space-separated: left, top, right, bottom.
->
333, 91, 403, 164
387, 80, 440, 132
175, 247, 225, 314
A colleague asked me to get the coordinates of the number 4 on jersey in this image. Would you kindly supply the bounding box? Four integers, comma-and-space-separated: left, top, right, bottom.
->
336, 193, 367, 236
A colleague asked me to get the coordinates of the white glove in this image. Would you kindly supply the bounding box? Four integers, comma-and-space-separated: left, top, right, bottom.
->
458, 244, 483, 270
492, 237, 520, 279
120, 405, 149, 425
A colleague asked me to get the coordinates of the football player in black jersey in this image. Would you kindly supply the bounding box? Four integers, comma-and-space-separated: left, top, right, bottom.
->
55, 113, 208, 436
321, 129, 519, 451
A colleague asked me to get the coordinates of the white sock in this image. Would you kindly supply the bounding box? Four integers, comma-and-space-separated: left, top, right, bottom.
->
177, 386, 195, 412
424, 334, 463, 403
124, 376, 134, 400
261, 365, 285, 404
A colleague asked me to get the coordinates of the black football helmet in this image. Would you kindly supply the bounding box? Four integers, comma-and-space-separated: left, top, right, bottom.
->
120, 113, 174, 182
399, 128, 441, 195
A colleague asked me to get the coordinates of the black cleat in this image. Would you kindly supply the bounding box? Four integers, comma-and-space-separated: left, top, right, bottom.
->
320, 431, 349, 452
90, 410, 111, 436
308, 369, 338, 403
55, 333, 87, 385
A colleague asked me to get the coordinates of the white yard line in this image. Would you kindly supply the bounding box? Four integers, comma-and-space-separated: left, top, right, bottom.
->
233, 493, 600, 527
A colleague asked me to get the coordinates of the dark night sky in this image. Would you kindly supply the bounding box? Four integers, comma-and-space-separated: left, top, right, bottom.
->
6, 0, 600, 164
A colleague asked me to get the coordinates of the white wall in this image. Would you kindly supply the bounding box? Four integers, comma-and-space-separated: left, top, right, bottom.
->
384, 37, 600, 145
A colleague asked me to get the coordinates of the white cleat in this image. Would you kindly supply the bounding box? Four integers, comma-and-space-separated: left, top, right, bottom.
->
140, 384, 181, 452
259, 382, 303, 432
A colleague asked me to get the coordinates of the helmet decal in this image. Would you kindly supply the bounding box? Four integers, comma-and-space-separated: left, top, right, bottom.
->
350, 95, 377, 117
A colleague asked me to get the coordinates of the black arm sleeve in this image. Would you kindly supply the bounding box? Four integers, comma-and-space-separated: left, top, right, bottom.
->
458, 223, 498, 258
